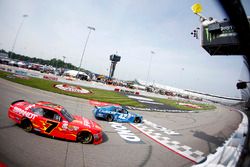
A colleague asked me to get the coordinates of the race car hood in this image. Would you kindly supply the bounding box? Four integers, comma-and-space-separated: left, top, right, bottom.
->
129, 112, 142, 118
72, 115, 102, 132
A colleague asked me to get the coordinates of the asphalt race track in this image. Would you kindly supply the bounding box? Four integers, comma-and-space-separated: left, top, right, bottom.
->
0, 78, 242, 167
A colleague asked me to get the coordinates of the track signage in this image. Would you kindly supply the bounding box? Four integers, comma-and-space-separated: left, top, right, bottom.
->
110, 122, 143, 144
54, 84, 90, 94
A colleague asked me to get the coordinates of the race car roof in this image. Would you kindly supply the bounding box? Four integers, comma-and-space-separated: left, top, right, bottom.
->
35, 101, 64, 111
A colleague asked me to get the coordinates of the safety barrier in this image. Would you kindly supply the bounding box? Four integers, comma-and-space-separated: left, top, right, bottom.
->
15, 70, 28, 76
114, 87, 140, 95
43, 75, 58, 81
193, 110, 248, 167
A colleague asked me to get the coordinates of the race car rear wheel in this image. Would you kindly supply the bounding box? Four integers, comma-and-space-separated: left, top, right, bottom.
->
134, 117, 141, 123
106, 114, 113, 122
21, 119, 33, 132
77, 131, 93, 144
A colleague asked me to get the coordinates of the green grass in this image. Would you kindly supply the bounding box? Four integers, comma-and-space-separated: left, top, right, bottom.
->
0, 70, 144, 107
0, 70, 216, 110
153, 97, 216, 111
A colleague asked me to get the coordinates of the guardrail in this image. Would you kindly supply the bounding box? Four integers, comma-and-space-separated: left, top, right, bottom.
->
114, 87, 140, 95
193, 110, 248, 167
43, 75, 58, 81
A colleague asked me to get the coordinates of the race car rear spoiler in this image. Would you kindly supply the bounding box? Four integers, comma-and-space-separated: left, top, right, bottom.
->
11, 100, 25, 105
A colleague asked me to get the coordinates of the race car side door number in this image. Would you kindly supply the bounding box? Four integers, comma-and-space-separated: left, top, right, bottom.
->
118, 114, 128, 119
45, 120, 59, 133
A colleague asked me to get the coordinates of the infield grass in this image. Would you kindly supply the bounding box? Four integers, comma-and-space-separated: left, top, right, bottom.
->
153, 97, 216, 111
0, 70, 216, 110
0, 71, 144, 107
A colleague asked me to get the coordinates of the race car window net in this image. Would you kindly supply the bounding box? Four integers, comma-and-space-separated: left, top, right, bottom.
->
117, 108, 128, 114
61, 108, 75, 122
43, 109, 62, 122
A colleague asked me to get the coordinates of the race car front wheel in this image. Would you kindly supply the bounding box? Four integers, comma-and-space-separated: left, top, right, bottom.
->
77, 131, 93, 144
21, 119, 33, 132
134, 117, 141, 123
106, 114, 113, 122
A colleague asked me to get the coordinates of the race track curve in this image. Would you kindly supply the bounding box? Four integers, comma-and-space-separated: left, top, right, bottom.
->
0, 78, 242, 167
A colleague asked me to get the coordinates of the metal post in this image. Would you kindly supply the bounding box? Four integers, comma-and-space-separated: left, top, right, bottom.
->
77, 26, 95, 77
146, 51, 155, 86
10, 14, 28, 59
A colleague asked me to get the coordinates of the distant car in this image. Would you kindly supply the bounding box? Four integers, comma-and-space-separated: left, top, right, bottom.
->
93, 105, 143, 123
8, 100, 102, 144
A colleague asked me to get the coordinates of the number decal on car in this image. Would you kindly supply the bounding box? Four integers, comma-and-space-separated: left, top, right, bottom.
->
45, 121, 59, 133
118, 114, 128, 119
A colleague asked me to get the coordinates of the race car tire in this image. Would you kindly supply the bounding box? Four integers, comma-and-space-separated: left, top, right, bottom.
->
77, 131, 93, 144
134, 117, 141, 123
106, 114, 114, 122
21, 118, 33, 132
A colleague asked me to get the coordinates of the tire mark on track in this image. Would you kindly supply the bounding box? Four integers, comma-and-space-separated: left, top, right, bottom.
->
0, 124, 16, 130
81, 145, 86, 167
79, 101, 86, 167
64, 142, 69, 167
139, 145, 152, 167
166, 114, 197, 124
175, 113, 224, 131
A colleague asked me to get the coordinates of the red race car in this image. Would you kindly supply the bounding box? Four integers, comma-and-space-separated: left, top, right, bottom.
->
8, 100, 102, 144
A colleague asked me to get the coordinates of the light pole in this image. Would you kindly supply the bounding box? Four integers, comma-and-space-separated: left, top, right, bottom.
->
62, 56, 66, 62
77, 26, 95, 77
62, 56, 66, 69
10, 14, 28, 59
146, 51, 155, 86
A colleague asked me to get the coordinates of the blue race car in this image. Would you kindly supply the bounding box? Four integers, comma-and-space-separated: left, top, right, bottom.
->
93, 106, 143, 123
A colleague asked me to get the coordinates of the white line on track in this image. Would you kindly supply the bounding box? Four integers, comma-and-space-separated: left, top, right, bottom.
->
138, 100, 164, 105
127, 95, 154, 101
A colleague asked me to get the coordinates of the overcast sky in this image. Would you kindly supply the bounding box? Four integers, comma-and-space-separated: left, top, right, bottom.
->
0, 0, 250, 98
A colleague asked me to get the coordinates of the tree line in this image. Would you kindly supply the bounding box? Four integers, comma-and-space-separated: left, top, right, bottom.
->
0, 49, 80, 70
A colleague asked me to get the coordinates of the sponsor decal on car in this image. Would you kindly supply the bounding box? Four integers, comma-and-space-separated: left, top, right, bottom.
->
13, 106, 37, 119
62, 123, 79, 131
24, 104, 35, 110
83, 119, 91, 128
54, 84, 90, 94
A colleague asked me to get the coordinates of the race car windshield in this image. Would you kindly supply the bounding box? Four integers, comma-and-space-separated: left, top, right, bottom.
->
117, 108, 128, 114
61, 108, 75, 122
